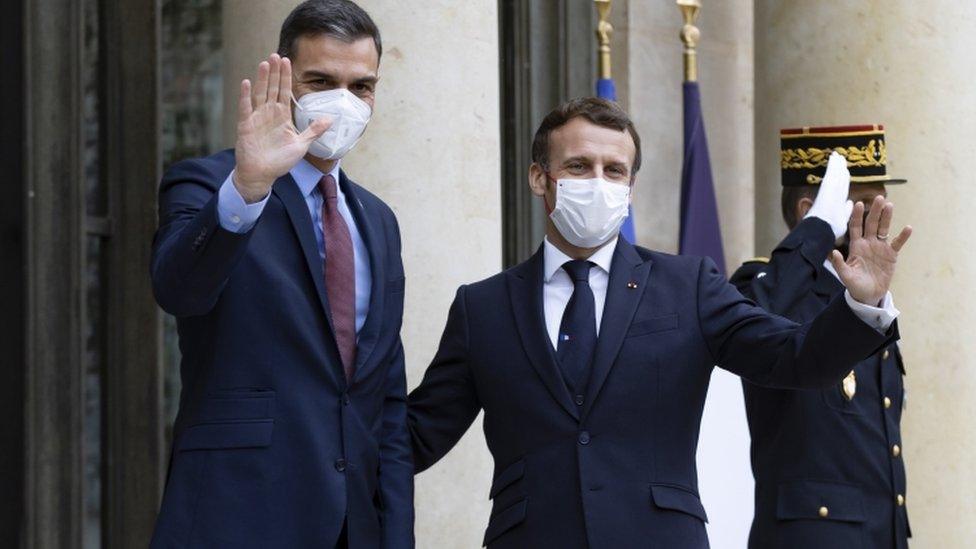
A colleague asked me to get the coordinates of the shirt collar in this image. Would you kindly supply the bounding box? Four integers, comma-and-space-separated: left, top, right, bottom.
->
289, 157, 343, 199
543, 236, 618, 282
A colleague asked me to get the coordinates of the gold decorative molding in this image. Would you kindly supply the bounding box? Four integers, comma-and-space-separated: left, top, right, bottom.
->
677, 0, 702, 82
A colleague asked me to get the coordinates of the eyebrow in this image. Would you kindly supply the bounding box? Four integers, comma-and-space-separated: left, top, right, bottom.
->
300, 70, 378, 86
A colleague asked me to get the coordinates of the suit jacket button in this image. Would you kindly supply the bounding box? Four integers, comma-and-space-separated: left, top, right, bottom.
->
884, 396, 892, 409
578, 431, 590, 445
335, 458, 347, 472
883, 349, 891, 360
896, 494, 905, 506
818, 506, 829, 518
575, 394, 584, 406
342, 394, 350, 406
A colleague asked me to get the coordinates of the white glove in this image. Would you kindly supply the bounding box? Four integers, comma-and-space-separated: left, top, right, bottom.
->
806, 151, 854, 240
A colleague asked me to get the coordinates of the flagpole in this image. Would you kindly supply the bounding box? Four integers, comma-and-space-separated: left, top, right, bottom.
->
677, 0, 701, 83
594, 0, 613, 81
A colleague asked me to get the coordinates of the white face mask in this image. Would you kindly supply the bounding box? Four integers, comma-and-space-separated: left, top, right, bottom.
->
293, 88, 372, 160
549, 177, 631, 248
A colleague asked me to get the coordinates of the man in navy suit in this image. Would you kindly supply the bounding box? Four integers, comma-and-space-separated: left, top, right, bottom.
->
407, 98, 912, 548
150, 1, 412, 547
731, 125, 911, 548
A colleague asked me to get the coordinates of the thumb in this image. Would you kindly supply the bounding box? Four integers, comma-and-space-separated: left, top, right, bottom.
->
300, 116, 332, 142
829, 249, 850, 281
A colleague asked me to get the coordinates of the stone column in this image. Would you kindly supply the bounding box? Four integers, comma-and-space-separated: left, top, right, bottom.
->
756, 2, 976, 545
222, 1, 500, 546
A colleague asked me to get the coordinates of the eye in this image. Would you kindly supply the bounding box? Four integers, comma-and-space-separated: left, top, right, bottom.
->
353, 82, 375, 94
567, 162, 586, 172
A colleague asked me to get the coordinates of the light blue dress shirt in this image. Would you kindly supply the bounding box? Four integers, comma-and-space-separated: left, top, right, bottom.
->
217, 160, 372, 334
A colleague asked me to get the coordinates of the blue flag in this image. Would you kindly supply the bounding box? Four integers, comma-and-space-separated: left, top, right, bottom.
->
596, 78, 636, 243
679, 81, 725, 274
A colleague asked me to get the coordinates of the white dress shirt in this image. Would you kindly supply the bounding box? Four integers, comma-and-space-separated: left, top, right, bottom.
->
543, 236, 617, 350
541, 235, 897, 351
216, 159, 372, 333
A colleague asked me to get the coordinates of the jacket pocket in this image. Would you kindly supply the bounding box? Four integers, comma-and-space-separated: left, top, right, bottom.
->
482, 498, 528, 547
489, 458, 525, 499
197, 388, 276, 422
776, 480, 866, 523
627, 313, 679, 338
650, 483, 708, 522
176, 419, 274, 451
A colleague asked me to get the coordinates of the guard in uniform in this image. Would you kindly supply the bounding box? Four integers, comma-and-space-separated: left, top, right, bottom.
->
732, 125, 910, 548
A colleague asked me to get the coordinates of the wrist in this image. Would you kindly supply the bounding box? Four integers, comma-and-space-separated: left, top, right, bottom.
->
232, 171, 272, 204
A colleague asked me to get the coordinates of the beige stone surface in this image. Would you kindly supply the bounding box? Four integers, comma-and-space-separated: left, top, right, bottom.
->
223, 1, 500, 547
626, 0, 755, 272
755, 1, 976, 544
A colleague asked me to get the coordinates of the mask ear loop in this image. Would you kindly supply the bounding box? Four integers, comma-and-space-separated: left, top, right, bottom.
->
542, 170, 557, 215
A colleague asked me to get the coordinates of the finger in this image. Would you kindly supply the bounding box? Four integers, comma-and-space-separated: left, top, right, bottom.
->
238, 79, 253, 122
863, 195, 884, 238
849, 200, 865, 240
254, 60, 270, 106
890, 225, 913, 253
829, 249, 851, 280
267, 54, 281, 103
299, 116, 333, 142
877, 201, 894, 239
279, 57, 293, 104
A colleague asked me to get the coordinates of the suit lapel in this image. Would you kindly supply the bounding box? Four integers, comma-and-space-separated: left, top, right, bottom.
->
506, 249, 580, 421
272, 175, 345, 387
581, 239, 652, 421
340, 172, 388, 383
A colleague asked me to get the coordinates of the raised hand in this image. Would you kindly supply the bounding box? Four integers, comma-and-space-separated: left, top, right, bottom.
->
806, 152, 854, 240
233, 54, 331, 203
830, 196, 913, 306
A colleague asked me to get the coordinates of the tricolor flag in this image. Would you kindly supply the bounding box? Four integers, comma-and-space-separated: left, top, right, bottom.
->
678, 81, 725, 274
596, 77, 637, 243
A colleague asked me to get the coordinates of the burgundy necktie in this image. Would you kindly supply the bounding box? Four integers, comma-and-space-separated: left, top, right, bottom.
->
320, 174, 357, 381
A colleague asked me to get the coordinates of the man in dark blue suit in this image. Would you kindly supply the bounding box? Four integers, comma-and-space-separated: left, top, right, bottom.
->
731, 125, 910, 549
407, 99, 913, 548
150, 2, 412, 547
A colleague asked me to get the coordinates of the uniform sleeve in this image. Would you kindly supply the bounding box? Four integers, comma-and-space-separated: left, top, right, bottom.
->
733, 217, 835, 313
407, 286, 482, 473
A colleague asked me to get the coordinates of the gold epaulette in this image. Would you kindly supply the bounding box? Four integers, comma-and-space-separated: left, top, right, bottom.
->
743, 257, 770, 264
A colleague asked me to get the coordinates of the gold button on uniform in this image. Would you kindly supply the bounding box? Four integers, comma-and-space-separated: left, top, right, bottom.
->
897, 494, 905, 506
883, 349, 890, 360
892, 444, 901, 457
818, 506, 829, 518
884, 396, 892, 409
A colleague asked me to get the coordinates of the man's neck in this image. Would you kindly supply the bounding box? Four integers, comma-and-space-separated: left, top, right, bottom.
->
545, 225, 612, 260
305, 154, 338, 176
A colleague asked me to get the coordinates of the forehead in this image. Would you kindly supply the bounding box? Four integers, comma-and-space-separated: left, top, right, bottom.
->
292, 34, 379, 74
848, 183, 888, 201
548, 117, 636, 164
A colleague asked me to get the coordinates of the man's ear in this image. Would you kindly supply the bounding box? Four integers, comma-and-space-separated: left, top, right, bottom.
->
528, 163, 548, 197
796, 197, 815, 220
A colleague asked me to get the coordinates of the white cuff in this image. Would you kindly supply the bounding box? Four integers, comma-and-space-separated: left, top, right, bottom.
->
844, 290, 899, 333
216, 171, 269, 233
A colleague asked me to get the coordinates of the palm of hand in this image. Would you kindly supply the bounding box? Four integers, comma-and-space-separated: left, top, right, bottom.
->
232, 54, 331, 202
832, 196, 912, 306
237, 102, 307, 183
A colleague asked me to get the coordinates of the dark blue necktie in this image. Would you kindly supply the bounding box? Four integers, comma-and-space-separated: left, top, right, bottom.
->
557, 260, 597, 393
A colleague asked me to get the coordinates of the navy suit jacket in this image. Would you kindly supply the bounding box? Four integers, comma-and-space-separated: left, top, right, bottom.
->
149, 150, 413, 548
731, 217, 909, 549
408, 238, 896, 548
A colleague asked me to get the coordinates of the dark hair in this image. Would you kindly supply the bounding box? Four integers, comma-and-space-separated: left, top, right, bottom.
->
531, 97, 642, 177
781, 185, 819, 228
277, 0, 382, 61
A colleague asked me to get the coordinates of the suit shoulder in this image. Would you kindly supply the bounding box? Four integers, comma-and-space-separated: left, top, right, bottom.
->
638, 247, 705, 272
345, 176, 398, 222
162, 149, 236, 191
